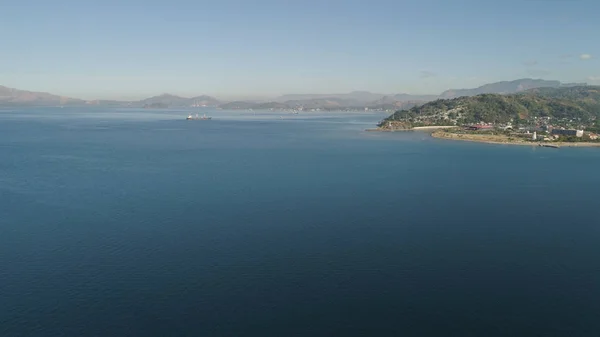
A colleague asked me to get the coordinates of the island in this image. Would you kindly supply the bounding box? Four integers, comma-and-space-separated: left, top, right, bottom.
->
373, 86, 600, 147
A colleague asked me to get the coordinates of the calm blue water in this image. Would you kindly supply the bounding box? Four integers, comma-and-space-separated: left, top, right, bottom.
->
2, 107, 600, 336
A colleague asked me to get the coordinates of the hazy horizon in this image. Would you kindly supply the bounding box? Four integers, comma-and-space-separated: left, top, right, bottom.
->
1, 0, 599, 100
2, 76, 594, 102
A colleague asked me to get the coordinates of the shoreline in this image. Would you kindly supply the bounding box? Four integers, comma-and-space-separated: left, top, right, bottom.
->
431, 130, 600, 148
365, 127, 600, 148
412, 126, 459, 130
365, 125, 457, 132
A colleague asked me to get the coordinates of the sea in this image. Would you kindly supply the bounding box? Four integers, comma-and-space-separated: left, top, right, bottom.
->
1, 107, 600, 337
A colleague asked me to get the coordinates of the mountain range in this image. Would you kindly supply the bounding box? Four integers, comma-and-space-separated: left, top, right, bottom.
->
0, 85, 83, 106
438, 79, 586, 99
138, 94, 220, 107
0, 79, 588, 110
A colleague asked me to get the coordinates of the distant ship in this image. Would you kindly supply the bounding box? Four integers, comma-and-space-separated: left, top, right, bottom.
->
186, 113, 212, 120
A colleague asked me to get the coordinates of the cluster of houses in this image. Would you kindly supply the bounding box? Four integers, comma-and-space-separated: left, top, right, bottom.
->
465, 121, 599, 141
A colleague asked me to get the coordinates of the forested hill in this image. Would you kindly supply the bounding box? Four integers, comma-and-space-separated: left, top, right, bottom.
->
379, 86, 600, 127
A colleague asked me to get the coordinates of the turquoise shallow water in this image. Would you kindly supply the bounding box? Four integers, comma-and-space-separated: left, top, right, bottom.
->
2, 107, 600, 336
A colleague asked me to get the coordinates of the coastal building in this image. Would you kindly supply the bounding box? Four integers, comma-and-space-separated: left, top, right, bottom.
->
526, 126, 545, 133
551, 129, 584, 137
532, 132, 537, 140
466, 124, 494, 131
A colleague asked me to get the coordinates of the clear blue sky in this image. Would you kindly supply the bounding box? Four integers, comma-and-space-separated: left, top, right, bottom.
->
1, 0, 599, 99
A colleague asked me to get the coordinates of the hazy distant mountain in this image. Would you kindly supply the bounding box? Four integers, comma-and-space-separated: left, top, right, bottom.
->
138, 94, 181, 106
143, 102, 169, 109
438, 78, 584, 99
0, 85, 82, 105
284, 97, 363, 108
275, 91, 440, 108
133, 93, 220, 107
84, 99, 133, 107
367, 102, 426, 111
367, 95, 431, 109
1, 79, 588, 110
218, 101, 259, 109
189, 95, 221, 106
253, 102, 291, 110
276, 91, 386, 104
216, 96, 429, 111
218, 100, 294, 110
0, 86, 222, 108
393, 93, 439, 101
273, 80, 584, 107
342, 91, 388, 102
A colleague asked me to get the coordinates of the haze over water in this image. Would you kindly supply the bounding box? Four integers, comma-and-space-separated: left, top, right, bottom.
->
2, 108, 600, 336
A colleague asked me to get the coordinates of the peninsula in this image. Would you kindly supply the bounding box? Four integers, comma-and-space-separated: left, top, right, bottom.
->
374, 86, 600, 147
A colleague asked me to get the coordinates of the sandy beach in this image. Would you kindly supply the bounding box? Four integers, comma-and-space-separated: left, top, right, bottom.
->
431, 130, 600, 148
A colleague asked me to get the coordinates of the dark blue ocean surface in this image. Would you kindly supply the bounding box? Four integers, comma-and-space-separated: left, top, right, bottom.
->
2, 107, 600, 336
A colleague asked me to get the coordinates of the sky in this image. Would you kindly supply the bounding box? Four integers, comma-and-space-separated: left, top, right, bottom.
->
1, 0, 599, 100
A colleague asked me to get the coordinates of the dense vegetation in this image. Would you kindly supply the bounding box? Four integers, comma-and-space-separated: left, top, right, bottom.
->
380, 86, 600, 128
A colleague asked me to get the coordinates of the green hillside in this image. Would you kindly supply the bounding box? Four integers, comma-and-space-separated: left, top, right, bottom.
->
379, 86, 600, 128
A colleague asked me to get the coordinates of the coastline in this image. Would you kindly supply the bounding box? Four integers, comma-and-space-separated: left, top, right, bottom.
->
365, 127, 600, 147
431, 130, 600, 148
365, 125, 457, 132
412, 126, 459, 130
